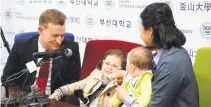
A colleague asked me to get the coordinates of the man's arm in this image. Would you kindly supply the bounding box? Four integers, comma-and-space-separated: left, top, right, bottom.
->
148, 62, 182, 107
1, 40, 21, 88
1, 40, 25, 96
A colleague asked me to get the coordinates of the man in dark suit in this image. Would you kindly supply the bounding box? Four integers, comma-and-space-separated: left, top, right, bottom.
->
1, 9, 81, 104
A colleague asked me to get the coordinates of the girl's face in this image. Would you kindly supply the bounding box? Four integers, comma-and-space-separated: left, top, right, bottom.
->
101, 55, 122, 77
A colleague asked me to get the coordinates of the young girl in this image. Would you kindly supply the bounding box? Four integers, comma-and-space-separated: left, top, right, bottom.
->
49, 49, 127, 107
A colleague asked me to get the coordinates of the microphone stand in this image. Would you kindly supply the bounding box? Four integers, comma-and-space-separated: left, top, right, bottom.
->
0, 26, 11, 98
0, 26, 10, 53
1, 59, 50, 107
21, 59, 54, 107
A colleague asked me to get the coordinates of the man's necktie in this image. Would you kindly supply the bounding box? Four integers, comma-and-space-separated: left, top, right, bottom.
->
36, 59, 50, 93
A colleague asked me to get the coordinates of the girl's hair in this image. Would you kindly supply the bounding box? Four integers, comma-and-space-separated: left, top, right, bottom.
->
96, 49, 127, 70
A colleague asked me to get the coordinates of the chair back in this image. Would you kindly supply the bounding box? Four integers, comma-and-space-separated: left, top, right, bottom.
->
80, 40, 142, 79
15, 32, 74, 40
194, 47, 211, 107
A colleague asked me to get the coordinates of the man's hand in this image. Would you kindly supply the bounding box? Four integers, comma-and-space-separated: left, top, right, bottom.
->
115, 86, 128, 103
48, 93, 60, 101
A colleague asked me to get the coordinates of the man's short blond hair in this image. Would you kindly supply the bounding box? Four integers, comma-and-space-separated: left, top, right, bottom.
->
128, 47, 153, 70
39, 9, 66, 28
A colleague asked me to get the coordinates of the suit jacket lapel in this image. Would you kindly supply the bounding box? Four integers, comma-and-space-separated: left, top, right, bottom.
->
51, 57, 63, 79
24, 36, 38, 82
51, 51, 66, 86
25, 36, 38, 63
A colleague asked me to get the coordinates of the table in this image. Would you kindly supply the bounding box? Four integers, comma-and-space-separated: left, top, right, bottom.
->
1, 89, 78, 107
48, 99, 78, 107
1, 99, 78, 107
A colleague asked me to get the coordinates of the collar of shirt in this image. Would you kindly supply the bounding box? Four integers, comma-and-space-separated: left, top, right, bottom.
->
131, 76, 139, 87
38, 37, 46, 53
130, 70, 152, 87
153, 49, 163, 65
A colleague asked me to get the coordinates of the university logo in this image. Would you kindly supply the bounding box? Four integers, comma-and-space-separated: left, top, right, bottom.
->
119, 0, 146, 9
200, 22, 211, 39
104, 0, 115, 10
76, 36, 98, 44
4, 9, 12, 20
29, 0, 52, 4
85, 15, 95, 28
57, 0, 66, 7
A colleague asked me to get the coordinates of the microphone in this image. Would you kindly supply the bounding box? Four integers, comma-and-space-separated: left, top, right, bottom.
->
23, 84, 49, 106
3, 48, 72, 86
33, 48, 72, 59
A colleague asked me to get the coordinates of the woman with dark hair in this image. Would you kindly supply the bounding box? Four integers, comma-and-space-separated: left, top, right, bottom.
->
140, 3, 199, 107
110, 3, 199, 107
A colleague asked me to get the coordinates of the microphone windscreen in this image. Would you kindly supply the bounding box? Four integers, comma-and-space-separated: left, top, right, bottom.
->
65, 48, 72, 57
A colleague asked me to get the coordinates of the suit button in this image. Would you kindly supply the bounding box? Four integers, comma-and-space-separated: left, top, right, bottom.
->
107, 93, 110, 96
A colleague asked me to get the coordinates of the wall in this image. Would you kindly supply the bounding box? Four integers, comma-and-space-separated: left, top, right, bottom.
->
0, 0, 211, 98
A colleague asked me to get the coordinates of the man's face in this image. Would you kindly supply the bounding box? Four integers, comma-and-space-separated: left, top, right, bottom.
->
38, 23, 65, 50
